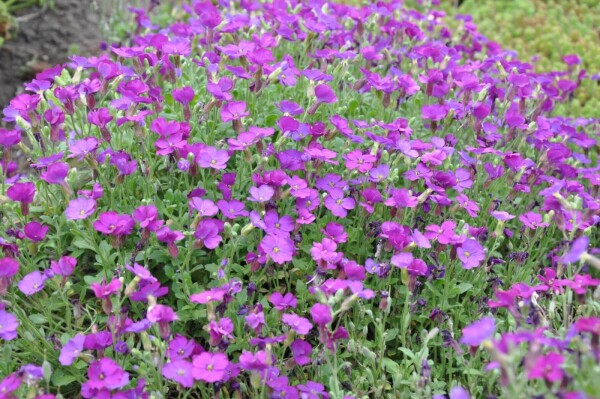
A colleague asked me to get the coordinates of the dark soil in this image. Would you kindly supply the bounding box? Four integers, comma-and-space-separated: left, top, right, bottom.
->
0, 0, 101, 109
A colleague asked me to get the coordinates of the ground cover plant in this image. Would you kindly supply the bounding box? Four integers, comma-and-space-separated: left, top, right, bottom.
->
0, 0, 599, 398
442, 0, 600, 119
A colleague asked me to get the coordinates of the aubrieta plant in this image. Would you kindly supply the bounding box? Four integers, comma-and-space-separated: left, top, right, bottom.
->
0, 0, 599, 398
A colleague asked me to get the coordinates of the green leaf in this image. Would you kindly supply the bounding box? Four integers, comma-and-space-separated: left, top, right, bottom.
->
29, 314, 47, 324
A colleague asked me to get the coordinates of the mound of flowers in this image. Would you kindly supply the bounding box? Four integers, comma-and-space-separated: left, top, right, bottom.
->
0, 0, 598, 398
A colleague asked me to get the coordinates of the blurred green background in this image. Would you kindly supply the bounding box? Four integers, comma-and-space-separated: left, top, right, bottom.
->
443, 0, 600, 118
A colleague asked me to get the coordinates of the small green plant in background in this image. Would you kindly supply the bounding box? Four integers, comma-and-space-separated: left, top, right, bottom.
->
0, 0, 52, 45
443, 0, 600, 118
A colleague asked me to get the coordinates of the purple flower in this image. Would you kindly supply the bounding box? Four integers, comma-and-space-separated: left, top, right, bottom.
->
261, 234, 295, 264
51, 256, 77, 276
310, 303, 332, 326
220, 101, 249, 122
239, 350, 269, 371
93, 211, 135, 236
65, 198, 97, 220
217, 199, 249, 219
528, 352, 564, 383
192, 352, 230, 383
282, 313, 312, 335
59, 334, 86, 365
90, 278, 121, 298
269, 292, 297, 311
519, 211, 549, 229
18, 271, 47, 295
324, 189, 355, 218
68, 137, 99, 161
147, 304, 178, 339
40, 162, 69, 185
459, 317, 495, 346
24, 221, 49, 242
0, 309, 18, 340
0, 374, 21, 396
7, 182, 36, 207
562, 236, 589, 263
133, 205, 163, 231
0, 257, 19, 278
163, 360, 194, 387
248, 185, 275, 202
457, 239, 485, 269
189, 197, 218, 217
83, 358, 129, 391
194, 218, 223, 249
198, 146, 230, 170
298, 381, 327, 399
168, 335, 197, 360
172, 86, 195, 105
421, 104, 448, 121
315, 84, 337, 104
290, 339, 312, 365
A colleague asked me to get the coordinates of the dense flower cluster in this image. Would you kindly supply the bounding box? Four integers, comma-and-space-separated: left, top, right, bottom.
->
0, 0, 598, 398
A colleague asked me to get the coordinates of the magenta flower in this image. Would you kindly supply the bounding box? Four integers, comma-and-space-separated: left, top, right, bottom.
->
168, 335, 197, 360
192, 352, 230, 383
90, 278, 122, 298
562, 236, 589, 263
156, 226, 184, 257
7, 182, 36, 214
519, 211, 549, 229
40, 162, 69, 185
238, 350, 269, 371
24, 221, 49, 242
528, 352, 565, 383
345, 150, 376, 173
83, 358, 130, 391
217, 199, 249, 219
59, 334, 86, 366
220, 101, 249, 122
198, 146, 230, 170
0, 309, 18, 340
248, 185, 275, 203
290, 339, 312, 366
298, 381, 327, 398
314, 84, 337, 104
269, 292, 297, 311
459, 317, 495, 346
282, 313, 313, 335
0, 257, 19, 278
311, 238, 341, 264
457, 239, 485, 269
194, 218, 223, 249
93, 211, 135, 236
190, 287, 227, 304
68, 137, 99, 161
324, 189, 355, 218
163, 360, 194, 387
65, 198, 97, 220
50, 256, 77, 276
133, 205, 163, 231
310, 303, 333, 326
421, 104, 448, 121
148, 304, 178, 339
172, 86, 195, 105
189, 198, 218, 217
260, 234, 295, 264
424, 221, 458, 245
264, 211, 294, 234
18, 271, 47, 296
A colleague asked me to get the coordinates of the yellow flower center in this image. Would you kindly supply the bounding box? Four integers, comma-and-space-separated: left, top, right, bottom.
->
273, 247, 280, 253
464, 251, 470, 257
207, 364, 214, 371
